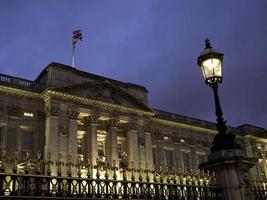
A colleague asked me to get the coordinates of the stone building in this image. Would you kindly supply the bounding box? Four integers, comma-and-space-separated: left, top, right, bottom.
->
0, 62, 266, 176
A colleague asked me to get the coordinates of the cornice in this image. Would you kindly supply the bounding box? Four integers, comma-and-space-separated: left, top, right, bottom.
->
151, 118, 217, 134
0, 85, 41, 99
42, 90, 155, 117
0, 85, 154, 117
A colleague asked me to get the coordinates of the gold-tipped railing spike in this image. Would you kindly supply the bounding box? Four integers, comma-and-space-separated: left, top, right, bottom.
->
159, 166, 164, 183
75, 156, 83, 178
35, 151, 42, 175
210, 171, 216, 185
166, 167, 170, 183
194, 169, 200, 185
85, 159, 92, 178
104, 160, 109, 179
145, 163, 150, 182
45, 152, 53, 176
112, 160, 117, 180
56, 153, 64, 176
130, 161, 135, 181
24, 151, 31, 174
0, 149, 7, 172
171, 167, 177, 183
138, 162, 143, 182
66, 154, 74, 177
95, 157, 101, 179
12, 150, 19, 173
153, 165, 157, 183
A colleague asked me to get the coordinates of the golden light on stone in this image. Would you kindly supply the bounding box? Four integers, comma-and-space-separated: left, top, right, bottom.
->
24, 112, 34, 117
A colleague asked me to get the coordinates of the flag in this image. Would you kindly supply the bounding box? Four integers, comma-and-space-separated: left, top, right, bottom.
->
72, 30, 82, 45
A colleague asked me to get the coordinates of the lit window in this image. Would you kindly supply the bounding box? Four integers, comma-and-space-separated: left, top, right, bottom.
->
77, 137, 84, 155
117, 143, 123, 159
97, 140, 105, 157
164, 136, 169, 140
24, 112, 34, 117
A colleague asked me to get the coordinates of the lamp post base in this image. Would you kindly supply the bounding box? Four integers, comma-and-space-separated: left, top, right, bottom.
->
199, 149, 257, 200
211, 132, 242, 153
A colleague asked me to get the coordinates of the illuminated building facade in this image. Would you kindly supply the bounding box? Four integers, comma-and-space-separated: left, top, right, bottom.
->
0, 62, 266, 177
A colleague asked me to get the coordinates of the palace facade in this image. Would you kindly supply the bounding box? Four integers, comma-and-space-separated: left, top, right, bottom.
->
0, 62, 266, 177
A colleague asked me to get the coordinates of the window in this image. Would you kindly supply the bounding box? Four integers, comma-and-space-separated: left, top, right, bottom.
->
182, 151, 190, 170
164, 136, 169, 140
165, 150, 174, 167
197, 154, 206, 165
117, 136, 126, 160
117, 143, 123, 159
153, 147, 157, 165
77, 137, 83, 155
97, 140, 105, 157
21, 131, 33, 151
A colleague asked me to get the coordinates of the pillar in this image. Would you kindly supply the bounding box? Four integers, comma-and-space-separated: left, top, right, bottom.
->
85, 115, 98, 166
0, 123, 7, 150
68, 109, 79, 162
44, 106, 60, 161
126, 122, 139, 165
144, 124, 154, 169
6, 105, 22, 156
109, 119, 118, 163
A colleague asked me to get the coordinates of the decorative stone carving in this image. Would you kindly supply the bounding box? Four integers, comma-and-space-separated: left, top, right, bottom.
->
172, 135, 180, 143
59, 121, 69, 136
67, 109, 79, 120
121, 121, 138, 131
144, 124, 154, 133
154, 129, 163, 140
84, 115, 99, 127
109, 118, 119, 129
45, 105, 60, 117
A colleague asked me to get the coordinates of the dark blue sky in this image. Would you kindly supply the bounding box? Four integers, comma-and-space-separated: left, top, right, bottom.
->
0, 0, 266, 128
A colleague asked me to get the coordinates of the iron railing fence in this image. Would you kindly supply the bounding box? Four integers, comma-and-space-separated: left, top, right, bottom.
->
0, 172, 222, 200
250, 177, 267, 200
0, 151, 222, 199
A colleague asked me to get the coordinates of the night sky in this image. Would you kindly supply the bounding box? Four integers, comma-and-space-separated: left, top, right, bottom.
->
0, 0, 266, 128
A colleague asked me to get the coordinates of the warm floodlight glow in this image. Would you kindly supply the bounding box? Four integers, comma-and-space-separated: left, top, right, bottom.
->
201, 58, 221, 78
197, 39, 224, 86
24, 112, 34, 117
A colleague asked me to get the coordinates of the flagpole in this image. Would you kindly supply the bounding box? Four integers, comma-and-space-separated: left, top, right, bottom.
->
72, 44, 75, 68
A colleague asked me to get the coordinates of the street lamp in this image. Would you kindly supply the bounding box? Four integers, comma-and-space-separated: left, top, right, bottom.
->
197, 39, 241, 153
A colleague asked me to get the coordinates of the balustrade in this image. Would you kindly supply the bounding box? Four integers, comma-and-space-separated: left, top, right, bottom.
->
0, 73, 44, 91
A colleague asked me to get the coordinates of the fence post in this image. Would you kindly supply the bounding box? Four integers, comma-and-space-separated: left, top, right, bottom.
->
200, 149, 257, 200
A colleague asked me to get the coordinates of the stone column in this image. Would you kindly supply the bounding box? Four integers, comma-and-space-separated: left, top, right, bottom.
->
126, 122, 139, 165
200, 149, 257, 200
6, 106, 22, 156
68, 109, 79, 162
109, 119, 118, 163
144, 125, 154, 169
44, 106, 60, 161
85, 115, 98, 166
0, 123, 7, 150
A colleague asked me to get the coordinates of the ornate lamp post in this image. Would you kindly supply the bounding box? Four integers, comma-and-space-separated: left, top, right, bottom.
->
197, 39, 241, 153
